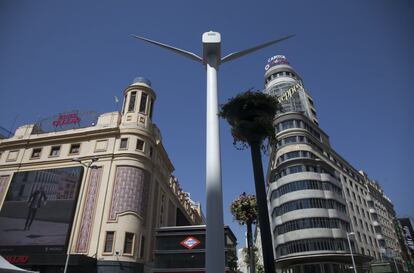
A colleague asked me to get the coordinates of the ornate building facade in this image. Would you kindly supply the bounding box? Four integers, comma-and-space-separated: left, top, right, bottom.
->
0, 77, 203, 273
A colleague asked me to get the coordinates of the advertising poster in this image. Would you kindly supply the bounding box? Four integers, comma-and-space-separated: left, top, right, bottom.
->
0, 167, 83, 254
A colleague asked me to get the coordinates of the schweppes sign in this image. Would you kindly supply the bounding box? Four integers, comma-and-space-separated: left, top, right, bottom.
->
277, 83, 303, 103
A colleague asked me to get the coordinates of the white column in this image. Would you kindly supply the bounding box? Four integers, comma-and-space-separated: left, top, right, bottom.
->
205, 53, 225, 273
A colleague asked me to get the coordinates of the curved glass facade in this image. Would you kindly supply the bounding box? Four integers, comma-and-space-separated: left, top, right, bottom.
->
265, 58, 353, 271
274, 217, 350, 235
270, 163, 338, 182
276, 238, 349, 256
272, 198, 347, 217
270, 180, 342, 199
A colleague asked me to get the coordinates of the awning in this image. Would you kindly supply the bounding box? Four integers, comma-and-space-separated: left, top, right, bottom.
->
0, 256, 38, 273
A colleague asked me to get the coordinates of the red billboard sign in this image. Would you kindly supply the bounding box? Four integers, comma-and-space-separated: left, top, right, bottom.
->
4, 255, 29, 264
52, 113, 81, 127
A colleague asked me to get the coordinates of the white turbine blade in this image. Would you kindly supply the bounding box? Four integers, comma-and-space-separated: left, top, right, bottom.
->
221, 34, 295, 64
131, 34, 203, 63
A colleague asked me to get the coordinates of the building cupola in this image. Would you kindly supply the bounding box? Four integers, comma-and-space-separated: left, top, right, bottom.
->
121, 76, 156, 127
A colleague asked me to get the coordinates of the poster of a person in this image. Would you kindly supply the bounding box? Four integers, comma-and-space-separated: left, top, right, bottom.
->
24, 187, 47, 230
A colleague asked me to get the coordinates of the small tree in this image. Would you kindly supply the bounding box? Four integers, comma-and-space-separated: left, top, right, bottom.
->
230, 193, 258, 273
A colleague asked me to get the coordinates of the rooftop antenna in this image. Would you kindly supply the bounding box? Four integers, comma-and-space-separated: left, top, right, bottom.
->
8, 114, 19, 137
132, 31, 294, 273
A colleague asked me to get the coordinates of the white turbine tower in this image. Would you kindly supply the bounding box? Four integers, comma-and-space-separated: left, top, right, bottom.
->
132, 31, 293, 273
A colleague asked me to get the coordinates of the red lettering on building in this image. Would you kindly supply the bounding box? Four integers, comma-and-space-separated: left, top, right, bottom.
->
4, 255, 29, 264
52, 113, 81, 127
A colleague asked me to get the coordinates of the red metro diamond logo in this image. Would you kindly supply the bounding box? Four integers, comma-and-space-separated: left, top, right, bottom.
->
180, 236, 201, 250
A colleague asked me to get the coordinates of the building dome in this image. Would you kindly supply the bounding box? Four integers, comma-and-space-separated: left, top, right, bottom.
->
132, 77, 151, 87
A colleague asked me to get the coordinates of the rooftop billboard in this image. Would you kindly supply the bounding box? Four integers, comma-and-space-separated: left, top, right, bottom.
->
32, 110, 100, 134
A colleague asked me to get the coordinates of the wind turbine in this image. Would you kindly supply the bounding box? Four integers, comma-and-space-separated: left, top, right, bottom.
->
132, 31, 294, 273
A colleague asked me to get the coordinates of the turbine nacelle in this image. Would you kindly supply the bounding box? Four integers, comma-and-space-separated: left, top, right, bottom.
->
202, 31, 221, 61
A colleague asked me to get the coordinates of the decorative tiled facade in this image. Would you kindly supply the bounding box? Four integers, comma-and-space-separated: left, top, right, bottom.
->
0, 176, 9, 202
76, 168, 103, 253
109, 166, 149, 220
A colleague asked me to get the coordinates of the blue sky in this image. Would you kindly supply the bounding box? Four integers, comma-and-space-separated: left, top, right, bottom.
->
1, 0, 413, 247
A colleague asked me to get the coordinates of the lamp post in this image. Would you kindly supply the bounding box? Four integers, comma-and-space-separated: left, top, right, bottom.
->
132, 31, 293, 273
347, 232, 358, 273
63, 157, 99, 273
387, 248, 401, 273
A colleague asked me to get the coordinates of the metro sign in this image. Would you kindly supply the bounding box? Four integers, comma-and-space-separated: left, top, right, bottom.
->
180, 236, 201, 250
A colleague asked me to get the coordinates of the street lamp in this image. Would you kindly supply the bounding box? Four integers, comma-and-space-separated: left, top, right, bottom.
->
63, 157, 99, 273
132, 31, 293, 273
386, 248, 401, 273
72, 157, 98, 168
347, 232, 358, 273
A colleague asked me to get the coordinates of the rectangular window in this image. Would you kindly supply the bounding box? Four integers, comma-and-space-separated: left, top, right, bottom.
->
284, 136, 297, 144
69, 143, 81, 155
31, 148, 42, 158
139, 235, 145, 258
139, 93, 148, 113
123, 232, 135, 255
128, 91, 137, 112
159, 193, 165, 226
149, 99, 154, 119
120, 138, 128, 149
281, 120, 294, 130
104, 231, 115, 253
136, 139, 144, 151
50, 146, 61, 157
289, 165, 303, 174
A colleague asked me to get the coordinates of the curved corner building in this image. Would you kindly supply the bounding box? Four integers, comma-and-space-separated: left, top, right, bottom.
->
264, 56, 376, 273
0, 76, 203, 273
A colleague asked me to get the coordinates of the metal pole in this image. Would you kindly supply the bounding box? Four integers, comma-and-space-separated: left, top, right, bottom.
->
347, 232, 358, 273
250, 141, 275, 273
205, 53, 225, 273
393, 256, 400, 273
388, 248, 400, 273
247, 221, 256, 273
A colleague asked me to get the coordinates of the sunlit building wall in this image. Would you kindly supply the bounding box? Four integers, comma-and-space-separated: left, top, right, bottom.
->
264, 56, 385, 273
0, 77, 203, 273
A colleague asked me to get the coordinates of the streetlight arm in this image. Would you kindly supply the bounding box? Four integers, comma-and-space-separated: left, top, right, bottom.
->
221, 34, 295, 64
131, 35, 203, 63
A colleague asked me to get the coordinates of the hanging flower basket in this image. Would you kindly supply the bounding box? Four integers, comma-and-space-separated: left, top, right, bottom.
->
219, 90, 279, 148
